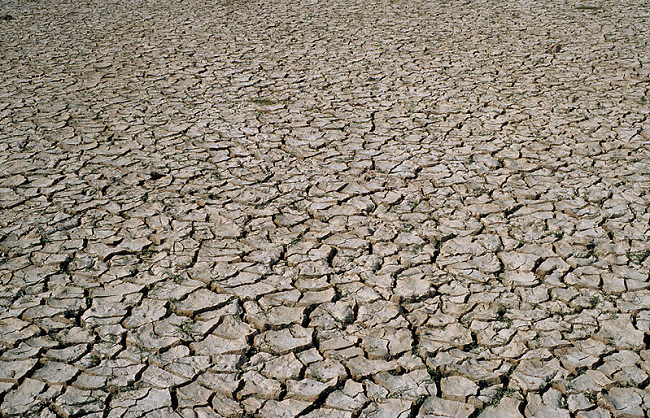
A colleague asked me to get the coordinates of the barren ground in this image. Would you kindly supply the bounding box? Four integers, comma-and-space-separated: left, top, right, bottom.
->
1, 0, 650, 416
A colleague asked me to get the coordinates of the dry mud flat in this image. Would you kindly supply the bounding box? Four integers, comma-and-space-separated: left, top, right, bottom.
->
0, 0, 650, 416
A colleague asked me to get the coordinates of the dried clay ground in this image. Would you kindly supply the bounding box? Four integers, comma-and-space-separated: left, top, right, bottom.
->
1, 0, 650, 417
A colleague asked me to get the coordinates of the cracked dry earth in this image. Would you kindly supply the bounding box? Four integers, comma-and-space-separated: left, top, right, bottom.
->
1, 0, 650, 417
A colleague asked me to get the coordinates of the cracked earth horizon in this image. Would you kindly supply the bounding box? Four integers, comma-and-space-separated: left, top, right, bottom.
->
1, 0, 650, 416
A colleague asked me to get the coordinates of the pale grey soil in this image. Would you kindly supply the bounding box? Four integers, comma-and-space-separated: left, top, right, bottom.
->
0, 0, 649, 416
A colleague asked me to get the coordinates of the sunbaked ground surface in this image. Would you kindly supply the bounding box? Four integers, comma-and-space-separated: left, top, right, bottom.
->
0, 0, 649, 416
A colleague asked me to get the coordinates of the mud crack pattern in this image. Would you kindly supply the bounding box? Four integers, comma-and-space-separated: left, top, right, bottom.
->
1, 0, 650, 416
